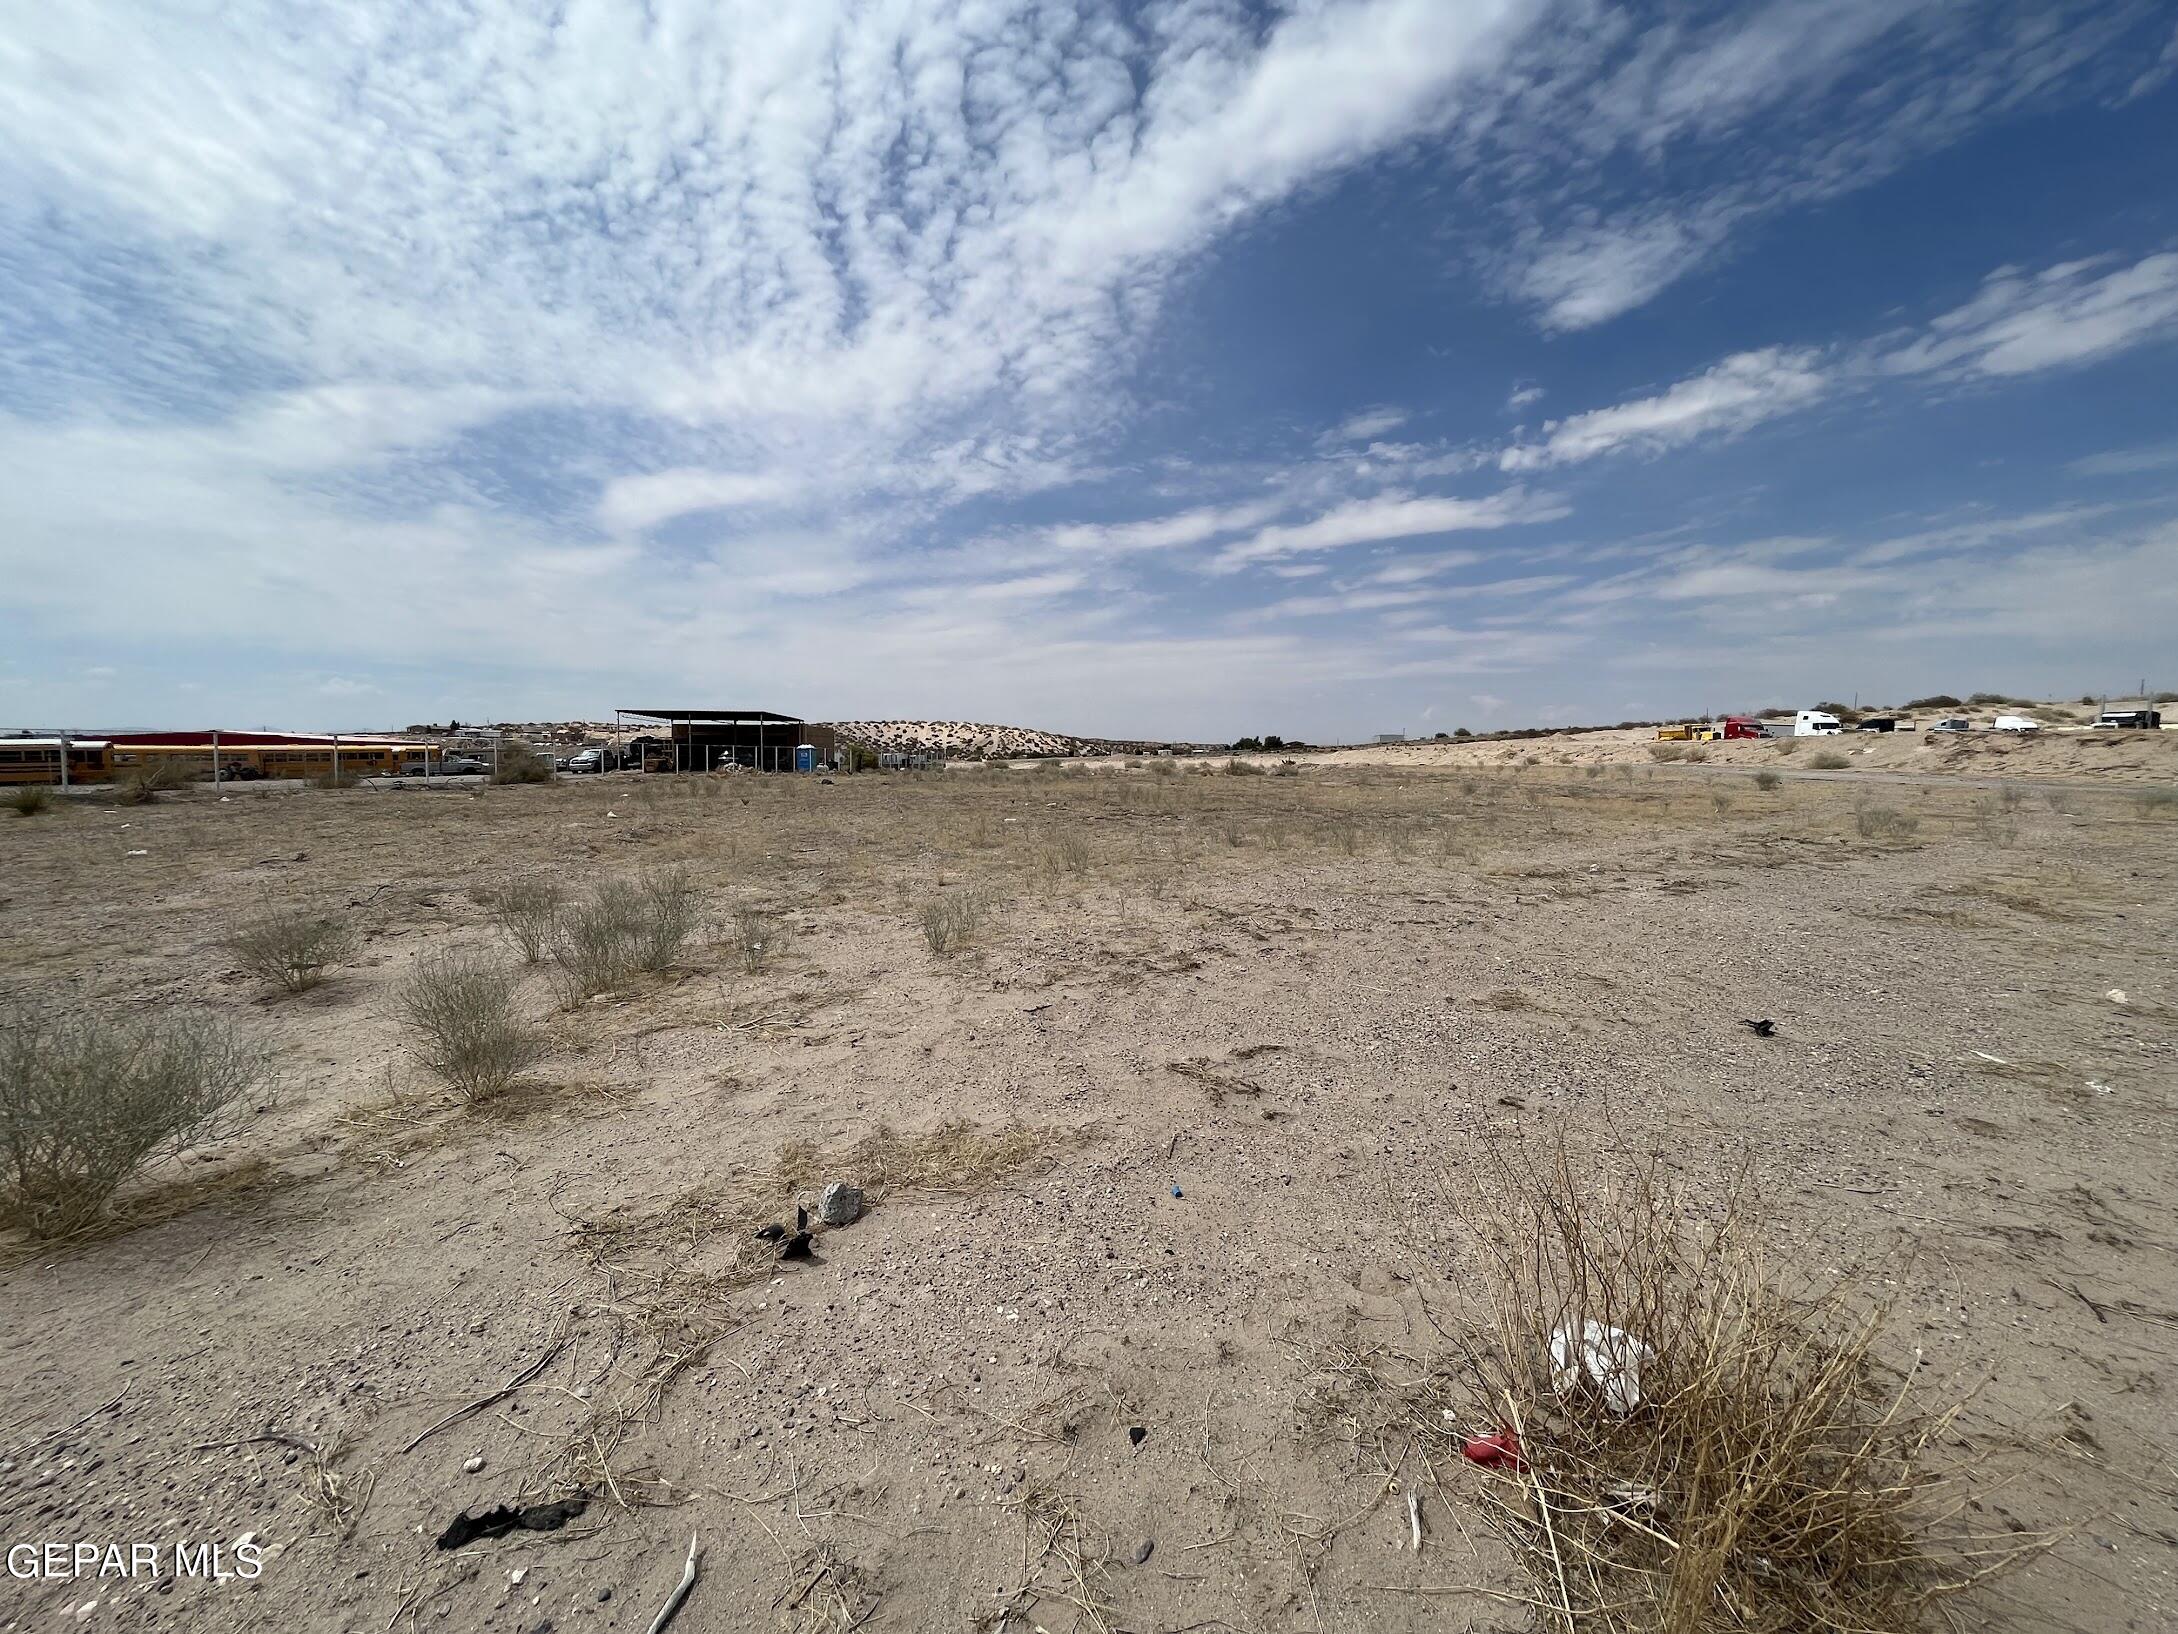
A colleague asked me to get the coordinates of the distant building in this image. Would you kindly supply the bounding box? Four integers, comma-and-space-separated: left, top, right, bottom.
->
1374, 732, 1406, 743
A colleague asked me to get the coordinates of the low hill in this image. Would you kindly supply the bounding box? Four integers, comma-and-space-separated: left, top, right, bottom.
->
823, 719, 1173, 760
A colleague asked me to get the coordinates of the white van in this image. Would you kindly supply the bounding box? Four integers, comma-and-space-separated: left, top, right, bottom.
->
1794, 710, 1844, 736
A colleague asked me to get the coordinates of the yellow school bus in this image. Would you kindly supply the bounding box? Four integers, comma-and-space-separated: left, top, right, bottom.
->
0, 739, 113, 784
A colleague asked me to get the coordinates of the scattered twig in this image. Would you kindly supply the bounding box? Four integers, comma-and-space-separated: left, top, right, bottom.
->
400, 1325, 570, 1454
645, 1533, 701, 1634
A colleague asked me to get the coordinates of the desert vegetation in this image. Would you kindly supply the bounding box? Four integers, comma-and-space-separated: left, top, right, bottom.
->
0, 755, 2169, 1632
221, 903, 361, 993
0, 1006, 262, 1236
397, 950, 546, 1103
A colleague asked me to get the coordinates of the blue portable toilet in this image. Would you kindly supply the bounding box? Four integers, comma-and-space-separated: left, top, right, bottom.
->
795, 742, 815, 773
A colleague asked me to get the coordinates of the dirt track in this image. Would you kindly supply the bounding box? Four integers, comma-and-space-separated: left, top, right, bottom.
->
2, 764, 2174, 1631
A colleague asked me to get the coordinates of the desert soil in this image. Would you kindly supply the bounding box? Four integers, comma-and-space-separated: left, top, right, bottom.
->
2, 759, 2175, 1633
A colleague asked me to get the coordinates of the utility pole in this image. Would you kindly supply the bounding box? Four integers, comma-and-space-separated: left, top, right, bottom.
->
58, 733, 69, 791
333, 733, 342, 785
212, 728, 221, 786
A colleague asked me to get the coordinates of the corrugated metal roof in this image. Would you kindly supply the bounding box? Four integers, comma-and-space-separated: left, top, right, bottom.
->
618, 709, 801, 722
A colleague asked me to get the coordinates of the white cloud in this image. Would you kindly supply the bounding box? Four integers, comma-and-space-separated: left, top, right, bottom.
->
1882, 252, 2178, 378
1501, 348, 1829, 469
1323, 407, 1410, 445
2071, 442, 2178, 477
1212, 489, 1569, 570
598, 469, 798, 533
1506, 384, 1545, 412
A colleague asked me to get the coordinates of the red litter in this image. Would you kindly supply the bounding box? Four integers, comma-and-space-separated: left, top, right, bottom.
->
1461, 1428, 1525, 1472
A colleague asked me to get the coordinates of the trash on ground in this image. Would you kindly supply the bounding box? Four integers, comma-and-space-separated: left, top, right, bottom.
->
753, 1222, 785, 1242
1741, 1017, 1776, 1037
817, 1182, 864, 1226
2106, 989, 2127, 1005
1550, 1319, 1653, 1416
1460, 1427, 1525, 1471
776, 1230, 813, 1261
436, 1494, 589, 1550
1127, 1425, 1147, 1447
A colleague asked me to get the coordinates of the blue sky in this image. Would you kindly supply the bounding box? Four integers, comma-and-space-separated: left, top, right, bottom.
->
3, 0, 2176, 740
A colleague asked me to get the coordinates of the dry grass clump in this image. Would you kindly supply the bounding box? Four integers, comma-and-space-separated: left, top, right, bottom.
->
397, 949, 546, 1103
2137, 786, 2177, 817
8, 785, 55, 816
1809, 750, 1851, 770
1752, 770, 1782, 792
919, 884, 998, 954
1856, 804, 1922, 841
1224, 757, 1264, 776
0, 1005, 263, 1237
222, 904, 360, 993
1448, 1140, 2024, 1634
486, 878, 565, 962
1648, 744, 1689, 763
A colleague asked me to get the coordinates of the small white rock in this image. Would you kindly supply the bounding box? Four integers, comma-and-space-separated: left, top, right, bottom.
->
463, 1455, 485, 1473
508, 1568, 527, 1586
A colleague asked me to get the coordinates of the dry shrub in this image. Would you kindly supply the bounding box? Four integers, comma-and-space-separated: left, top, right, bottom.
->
8, 786, 54, 816
919, 884, 996, 954
492, 743, 555, 784
487, 878, 565, 962
1042, 830, 1092, 875
1149, 758, 1178, 777
397, 949, 545, 1103
551, 868, 701, 999
115, 759, 191, 804
1649, 744, 1689, 763
1224, 757, 1264, 776
2137, 786, 2177, 817
0, 1005, 263, 1236
1809, 750, 1851, 770
223, 905, 360, 993
1856, 804, 1922, 841
1752, 770, 1782, 792
729, 905, 790, 973
1684, 746, 1710, 763
1450, 1139, 2025, 1633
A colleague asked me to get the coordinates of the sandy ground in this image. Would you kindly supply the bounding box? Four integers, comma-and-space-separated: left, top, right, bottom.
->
2, 762, 2175, 1633
1315, 721, 2178, 785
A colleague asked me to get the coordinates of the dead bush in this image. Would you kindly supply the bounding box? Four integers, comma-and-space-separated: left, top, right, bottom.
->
492, 743, 555, 785
729, 905, 790, 974
1042, 831, 1091, 875
115, 759, 191, 805
1648, 744, 1688, 762
487, 879, 564, 962
1752, 769, 1782, 792
1446, 1138, 2027, 1634
7, 786, 54, 817
1856, 804, 1922, 841
1809, 750, 1850, 770
223, 905, 360, 993
0, 1005, 264, 1236
397, 949, 546, 1103
630, 867, 702, 971
919, 885, 995, 955
1223, 757, 1264, 776
2137, 786, 2177, 817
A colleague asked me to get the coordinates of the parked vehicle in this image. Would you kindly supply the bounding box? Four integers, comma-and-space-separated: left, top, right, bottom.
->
1855, 716, 1901, 732
1793, 710, 1843, 736
406, 754, 488, 775
1929, 718, 1972, 734
1655, 723, 1698, 741
1991, 715, 2040, 733
2093, 708, 2163, 730
1715, 716, 1765, 740
566, 749, 606, 773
